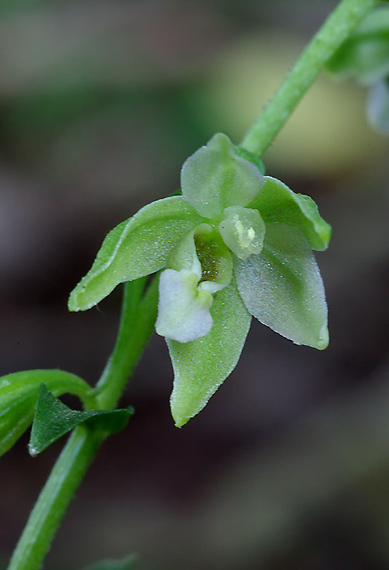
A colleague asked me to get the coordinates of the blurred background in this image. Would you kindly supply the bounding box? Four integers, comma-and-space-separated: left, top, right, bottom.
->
1, 0, 389, 568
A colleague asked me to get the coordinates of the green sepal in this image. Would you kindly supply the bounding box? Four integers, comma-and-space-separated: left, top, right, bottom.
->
29, 384, 134, 456
235, 224, 329, 350
69, 197, 202, 311
0, 370, 92, 457
81, 554, 139, 570
181, 132, 265, 218
167, 277, 251, 427
248, 176, 331, 251
328, 7, 389, 83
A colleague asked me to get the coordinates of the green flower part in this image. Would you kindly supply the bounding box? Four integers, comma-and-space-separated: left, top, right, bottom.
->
328, 6, 389, 84
328, 6, 389, 133
181, 133, 266, 218
69, 132, 331, 426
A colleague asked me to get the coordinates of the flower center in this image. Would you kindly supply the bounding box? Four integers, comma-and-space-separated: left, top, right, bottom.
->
234, 218, 256, 249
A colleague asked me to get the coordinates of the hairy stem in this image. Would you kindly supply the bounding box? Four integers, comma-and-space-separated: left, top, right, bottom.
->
240, 0, 380, 156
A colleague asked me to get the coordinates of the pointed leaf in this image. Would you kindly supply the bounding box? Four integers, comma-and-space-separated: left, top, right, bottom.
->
181, 132, 265, 218
235, 223, 328, 350
69, 197, 202, 311
29, 384, 134, 455
167, 278, 251, 427
0, 370, 92, 457
249, 176, 331, 251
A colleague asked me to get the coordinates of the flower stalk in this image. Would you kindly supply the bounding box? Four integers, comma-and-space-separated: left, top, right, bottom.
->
240, 0, 381, 156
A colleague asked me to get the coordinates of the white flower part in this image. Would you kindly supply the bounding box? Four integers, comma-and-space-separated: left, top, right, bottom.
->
156, 269, 214, 343
219, 206, 265, 260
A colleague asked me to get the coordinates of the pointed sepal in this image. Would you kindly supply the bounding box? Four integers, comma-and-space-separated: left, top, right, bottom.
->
249, 176, 331, 251
69, 197, 202, 311
167, 278, 251, 427
235, 224, 328, 350
181, 133, 265, 218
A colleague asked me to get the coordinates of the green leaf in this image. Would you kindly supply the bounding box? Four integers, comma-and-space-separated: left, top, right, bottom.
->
81, 554, 139, 570
69, 197, 203, 311
249, 176, 331, 251
181, 132, 265, 218
29, 384, 134, 455
0, 370, 92, 457
167, 277, 251, 427
235, 224, 328, 350
328, 7, 389, 83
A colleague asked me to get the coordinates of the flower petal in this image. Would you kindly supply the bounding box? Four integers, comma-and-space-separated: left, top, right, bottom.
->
235, 223, 328, 350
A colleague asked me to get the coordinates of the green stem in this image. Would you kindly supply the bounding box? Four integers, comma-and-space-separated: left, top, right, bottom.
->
240, 0, 380, 156
7, 278, 159, 570
96, 276, 159, 410
7, 427, 102, 570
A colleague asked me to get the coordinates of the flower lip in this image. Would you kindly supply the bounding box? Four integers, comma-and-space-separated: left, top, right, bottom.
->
155, 268, 214, 343
155, 223, 233, 343
193, 223, 233, 287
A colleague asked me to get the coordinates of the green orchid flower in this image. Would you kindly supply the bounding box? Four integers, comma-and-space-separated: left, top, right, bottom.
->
69, 133, 331, 426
